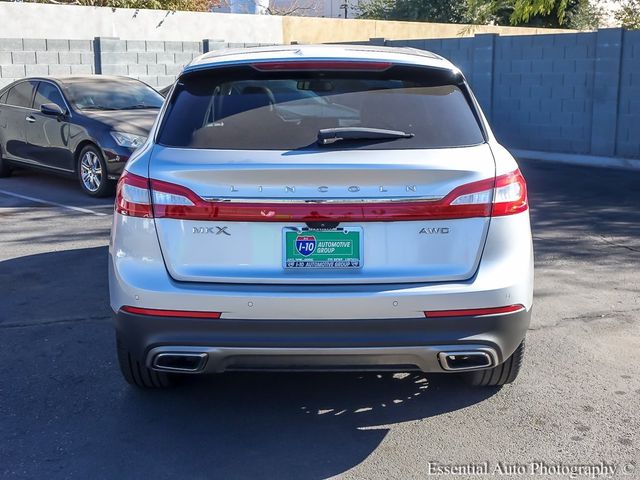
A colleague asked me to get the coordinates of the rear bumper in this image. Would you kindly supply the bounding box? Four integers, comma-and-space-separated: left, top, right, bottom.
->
114, 309, 530, 373
109, 211, 533, 373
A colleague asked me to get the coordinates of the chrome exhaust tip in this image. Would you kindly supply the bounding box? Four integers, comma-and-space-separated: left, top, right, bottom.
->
152, 352, 208, 373
438, 351, 493, 371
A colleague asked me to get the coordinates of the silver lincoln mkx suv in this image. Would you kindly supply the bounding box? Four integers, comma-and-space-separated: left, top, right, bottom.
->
109, 45, 533, 388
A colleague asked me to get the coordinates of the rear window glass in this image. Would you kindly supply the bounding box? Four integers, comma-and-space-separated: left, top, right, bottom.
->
6, 81, 37, 108
158, 65, 484, 150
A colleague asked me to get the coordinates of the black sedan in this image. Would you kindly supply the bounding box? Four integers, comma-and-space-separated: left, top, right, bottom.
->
0, 76, 163, 197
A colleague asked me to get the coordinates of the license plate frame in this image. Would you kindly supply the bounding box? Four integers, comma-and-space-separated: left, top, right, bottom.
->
283, 227, 363, 269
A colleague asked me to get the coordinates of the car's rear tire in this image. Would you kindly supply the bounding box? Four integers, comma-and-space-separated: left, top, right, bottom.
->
0, 148, 12, 177
116, 334, 176, 388
77, 145, 114, 197
464, 340, 525, 387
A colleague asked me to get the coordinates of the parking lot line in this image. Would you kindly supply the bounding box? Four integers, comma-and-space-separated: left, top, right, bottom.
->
0, 188, 109, 216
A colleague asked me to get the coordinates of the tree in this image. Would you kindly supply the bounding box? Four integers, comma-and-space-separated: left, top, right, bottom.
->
615, 0, 640, 28
357, 0, 466, 23
265, 0, 320, 15
566, 0, 606, 30
356, 0, 394, 20
509, 0, 570, 24
393, 0, 467, 22
464, 0, 583, 27
357, 0, 590, 28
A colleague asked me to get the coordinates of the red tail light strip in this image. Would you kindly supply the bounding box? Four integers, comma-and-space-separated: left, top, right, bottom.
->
424, 304, 525, 318
149, 176, 497, 222
121, 306, 221, 319
251, 61, 393, 71
152, 191, 491, 223
115, 170, 528, 221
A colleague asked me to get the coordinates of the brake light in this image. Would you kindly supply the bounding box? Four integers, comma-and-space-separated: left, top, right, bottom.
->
121, 306, 221, 319
115, 169, 527, 221
115, 171, 152, 218
424, 304, 525, 318
251, 61, 392, 71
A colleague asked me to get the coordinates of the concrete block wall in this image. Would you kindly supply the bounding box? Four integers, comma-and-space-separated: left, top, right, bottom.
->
492, 32, 597, 154
95, 38, 275, 88
617, 30, 640, 159
96, 38, 204, 88
374, 28, 640, 161
0, 37, 277, 91
0, 38, 94, 89
0, 30, 638, 161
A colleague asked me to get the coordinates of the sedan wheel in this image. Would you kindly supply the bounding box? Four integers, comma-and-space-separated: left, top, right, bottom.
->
77, 146, 113, 197
81, 150, 103, 192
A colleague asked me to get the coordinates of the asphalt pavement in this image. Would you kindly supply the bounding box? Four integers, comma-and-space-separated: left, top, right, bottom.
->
0, 161, 638, 479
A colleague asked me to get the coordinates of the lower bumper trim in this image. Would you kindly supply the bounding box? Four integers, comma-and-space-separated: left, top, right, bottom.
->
146, 344, 499, 374
115, 309, 531, 373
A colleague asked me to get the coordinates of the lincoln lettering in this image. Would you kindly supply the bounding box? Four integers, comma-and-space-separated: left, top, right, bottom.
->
224, 185, 419, 193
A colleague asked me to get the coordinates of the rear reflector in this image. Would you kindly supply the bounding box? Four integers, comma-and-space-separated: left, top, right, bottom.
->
251, 61, 392, 71
121, 306, 221, 319
115, 169, 528, 221
424, 304, 525, 318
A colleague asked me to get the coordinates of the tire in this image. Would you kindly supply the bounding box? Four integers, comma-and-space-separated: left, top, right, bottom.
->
116, 334, 176, 389
77, 145, 114, 197
465, 340, 525, 387
0, 147, 12, 178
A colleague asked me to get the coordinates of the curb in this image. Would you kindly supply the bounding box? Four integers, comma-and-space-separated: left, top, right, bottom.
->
511, 149, 640, 171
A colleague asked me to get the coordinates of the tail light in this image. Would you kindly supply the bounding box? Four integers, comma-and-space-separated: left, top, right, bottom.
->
115, 172, 198, 218
448, 169, 528, 217
115, 171, 152, 218
115, 169, 527, 221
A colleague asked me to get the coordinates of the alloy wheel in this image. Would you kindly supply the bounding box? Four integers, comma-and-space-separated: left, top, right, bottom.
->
80, 151, 103, 192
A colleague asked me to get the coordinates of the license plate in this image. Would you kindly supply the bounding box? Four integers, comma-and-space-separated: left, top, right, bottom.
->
283, 227, 362, 269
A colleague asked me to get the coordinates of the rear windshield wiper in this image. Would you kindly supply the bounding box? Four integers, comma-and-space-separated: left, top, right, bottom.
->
317, 127, 414, 145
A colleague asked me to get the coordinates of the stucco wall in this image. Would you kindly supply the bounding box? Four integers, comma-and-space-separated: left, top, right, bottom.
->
0, 3, 283, 43
283, 17, 574, 44
0, 2, 574, 45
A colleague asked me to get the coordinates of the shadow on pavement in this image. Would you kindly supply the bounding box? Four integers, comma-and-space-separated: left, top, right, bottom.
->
1, 246, 499, 479
0, 246, 111, 326
0, 167, 115, 208
520, 160, 640, 263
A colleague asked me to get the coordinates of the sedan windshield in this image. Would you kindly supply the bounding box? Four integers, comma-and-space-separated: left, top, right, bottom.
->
66, 79, 164, 111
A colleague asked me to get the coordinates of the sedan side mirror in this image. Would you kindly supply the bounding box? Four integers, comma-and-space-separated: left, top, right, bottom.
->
40, 103, 66, 118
